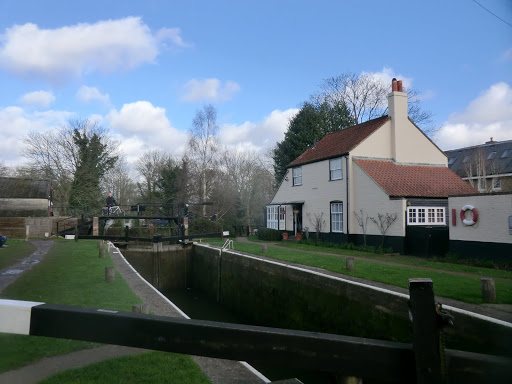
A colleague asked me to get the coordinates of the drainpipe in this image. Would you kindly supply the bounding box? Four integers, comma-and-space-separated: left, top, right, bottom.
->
346, 156, 349, 236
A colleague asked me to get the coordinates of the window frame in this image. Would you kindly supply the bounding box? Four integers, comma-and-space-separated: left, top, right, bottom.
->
407, 206, 446, 226
330, 202, 343, 233
266, 206, 279, 229
329, 158, 343, 181
292, 166, 302, 186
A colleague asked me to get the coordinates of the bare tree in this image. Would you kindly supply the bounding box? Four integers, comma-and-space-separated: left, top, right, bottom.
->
306, 212, 325, 242
102, 156, 138, 206
135, 150, 171, 202
188, 104, 219, 216
464, 147, 500, 193
353, 209, 370, 245
318, 72, 435, 134
370, 212, 397, 250
21, 118, 119, 208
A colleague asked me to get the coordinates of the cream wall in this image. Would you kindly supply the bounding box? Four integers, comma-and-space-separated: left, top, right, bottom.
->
350, 162, 406, 237
449, 194, 512, 244
351, 121, 393, 159
272, 158, 347, 233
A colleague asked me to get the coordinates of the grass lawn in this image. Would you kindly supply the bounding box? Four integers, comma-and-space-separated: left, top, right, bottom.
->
39, 351, 211, 384
202, 238, 512, 304
0, 239, 211, 383
0, 239, 35, 270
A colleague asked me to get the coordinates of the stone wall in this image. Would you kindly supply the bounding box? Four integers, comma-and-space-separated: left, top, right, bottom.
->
0, 217, 53, 238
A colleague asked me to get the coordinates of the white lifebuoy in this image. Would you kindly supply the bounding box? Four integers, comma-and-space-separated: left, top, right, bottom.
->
460, 205, 478, 226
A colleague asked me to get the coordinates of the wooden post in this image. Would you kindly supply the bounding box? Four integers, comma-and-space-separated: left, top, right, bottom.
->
346, 257, 354, 271
74, 225, 78, 242
408, 278, 443, 384
132, 303, 148, 314
481, 278, 496, 302
97, 240, 102, 248
105, 267, 115, 283
99, 247, 105, 259
125, 225, 129, 242
93, 217, 99, 236
262, 244, 268, 253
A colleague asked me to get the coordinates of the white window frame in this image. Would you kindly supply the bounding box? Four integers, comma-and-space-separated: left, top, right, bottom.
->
407, 207, 446, 225
329, 158, 343, 180
279, 207, 286, 230
331, 202, 343, 233
292, 167, 302, 186
266, 206, 279, 229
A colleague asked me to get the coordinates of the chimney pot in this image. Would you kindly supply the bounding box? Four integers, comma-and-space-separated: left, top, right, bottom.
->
392, 78, 398, 92
397, 80, 403, 92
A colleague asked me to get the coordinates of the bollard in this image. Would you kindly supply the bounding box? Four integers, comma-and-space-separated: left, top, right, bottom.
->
346, 257, 354, 271
262, 244, 268, 254
132, 303, 148, 314
99, 247, 105, 258
481, 278, 496, 302
74, 225, 78, 242
105, 266, 115, 283
97, 240, 102, 248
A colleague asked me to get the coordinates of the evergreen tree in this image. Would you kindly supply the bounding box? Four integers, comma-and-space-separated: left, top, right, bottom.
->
272, 101, 354, 184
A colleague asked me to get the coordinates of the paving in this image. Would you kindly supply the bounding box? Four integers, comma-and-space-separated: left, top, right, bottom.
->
1, 237, 512, 383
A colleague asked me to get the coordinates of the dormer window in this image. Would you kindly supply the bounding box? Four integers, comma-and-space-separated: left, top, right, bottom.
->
487, 151, 497, 160
448, 157, 457, 165
292, 167, 302, 186
500, 149, 512, 158
462, 155, 470, 163
329, 158, 343, 180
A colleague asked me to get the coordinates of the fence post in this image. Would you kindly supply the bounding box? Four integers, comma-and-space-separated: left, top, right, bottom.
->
132, 303, 148, 314
105, 267, 115, 283
262, 244, 267, 253
408, 278, 443, 384
346, 257, 354, 271
481, 278, 496, 302
125, 225, 130, 242
74, 225, 78, 242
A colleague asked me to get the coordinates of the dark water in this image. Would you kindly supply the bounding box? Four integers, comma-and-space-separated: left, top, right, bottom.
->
163, 287, 340, 384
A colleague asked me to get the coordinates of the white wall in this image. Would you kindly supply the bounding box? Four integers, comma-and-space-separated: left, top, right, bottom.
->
351, 161, 406, 237
449, 194, 512, 244
272, 158, 347, 233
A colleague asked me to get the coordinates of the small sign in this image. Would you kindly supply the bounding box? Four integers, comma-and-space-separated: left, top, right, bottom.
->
223, 231, 230, 236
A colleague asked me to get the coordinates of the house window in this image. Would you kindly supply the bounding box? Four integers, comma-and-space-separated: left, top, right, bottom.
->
487, 151, 497, 160
329, 158, 343, 180
407, 207, 445, 225
331, 202, 343, 232
292, 167, 302, 186
266, 206, 279, 229
448, 157, 457, 165
493, 178, 502, 191
500, 149, 512, 158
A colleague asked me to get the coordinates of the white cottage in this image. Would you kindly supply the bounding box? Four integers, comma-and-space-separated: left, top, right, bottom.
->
267, 79, 476, 254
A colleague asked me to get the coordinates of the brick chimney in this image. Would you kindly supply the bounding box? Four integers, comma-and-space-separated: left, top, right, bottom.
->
388, 78, 408, 161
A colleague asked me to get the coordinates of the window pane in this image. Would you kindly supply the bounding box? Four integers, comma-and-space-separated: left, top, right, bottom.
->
331, 203, 343, 232
330, 158, 342, 180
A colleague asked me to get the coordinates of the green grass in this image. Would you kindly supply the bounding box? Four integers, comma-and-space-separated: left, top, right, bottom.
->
0, 239, 35, 270
202, 238, 512, 304
40, 351, 211, 384
0, 239, 211, 383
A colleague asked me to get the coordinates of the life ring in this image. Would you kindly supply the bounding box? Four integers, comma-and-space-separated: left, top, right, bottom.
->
460, 205, 478, 226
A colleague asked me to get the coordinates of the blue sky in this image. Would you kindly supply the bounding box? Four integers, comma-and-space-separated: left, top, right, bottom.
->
1, 0, 511, 168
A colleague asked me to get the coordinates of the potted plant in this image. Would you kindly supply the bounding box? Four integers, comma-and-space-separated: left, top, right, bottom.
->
296, 229, 302, 241
282, 232, 288, 240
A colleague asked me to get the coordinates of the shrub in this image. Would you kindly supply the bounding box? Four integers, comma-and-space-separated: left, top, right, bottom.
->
257, 227, 282, 241
189, 218, 223, 235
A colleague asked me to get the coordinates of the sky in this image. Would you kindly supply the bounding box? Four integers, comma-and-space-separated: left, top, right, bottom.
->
0, 0, 511, 168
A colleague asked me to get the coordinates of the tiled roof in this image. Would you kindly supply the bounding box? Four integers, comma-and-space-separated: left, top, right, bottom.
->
288, 116, 390, 167
445, 140, 512, 177
354, 159, 477, 197
0, 177, 51, 199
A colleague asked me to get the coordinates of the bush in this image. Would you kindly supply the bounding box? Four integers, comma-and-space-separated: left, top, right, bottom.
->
189, 218, 223, 235
257, 227, 282, 241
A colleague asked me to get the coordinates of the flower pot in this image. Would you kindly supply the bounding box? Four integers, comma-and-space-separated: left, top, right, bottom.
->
282, 232, 288, 240
296, 234, 302, 241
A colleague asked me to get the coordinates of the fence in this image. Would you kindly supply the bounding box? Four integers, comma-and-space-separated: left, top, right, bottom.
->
0, 279, 509, 383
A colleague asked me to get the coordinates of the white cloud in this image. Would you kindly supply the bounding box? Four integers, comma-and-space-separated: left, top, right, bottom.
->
19, 90, 55, 108
219, 108, 299, 152
364, 67, 414, 89
435, 82, 512, 150
0, 106, 73, 166
107, 101, 188, 163
182, 78, 241, 103
0, 17, 189, 83
76, 85, 110, 105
